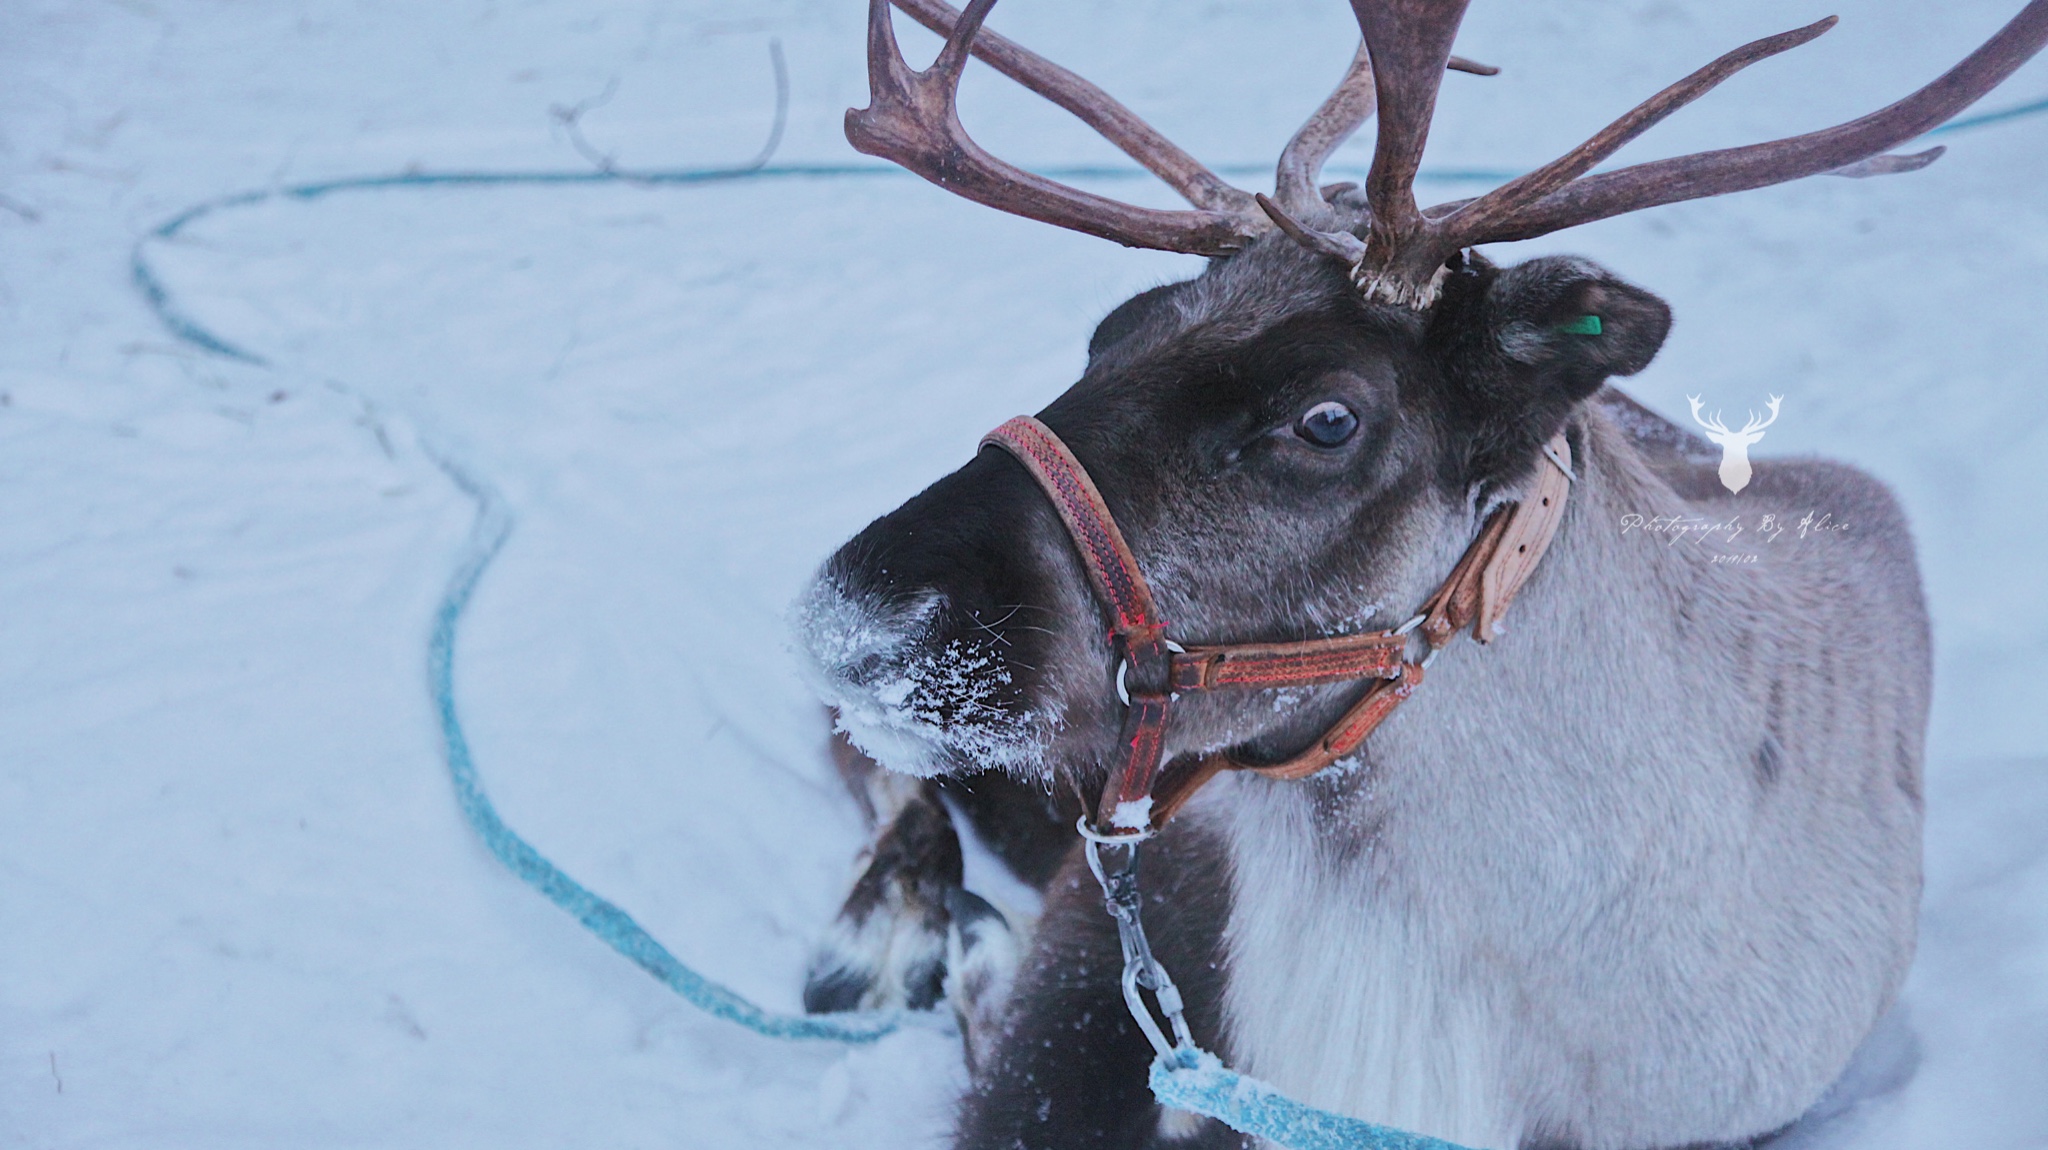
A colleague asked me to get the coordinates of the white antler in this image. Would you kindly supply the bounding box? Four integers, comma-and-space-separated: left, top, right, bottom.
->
1689, 393, 1781, 493
1687, 395, 1732, 437
1739, 395, 1784, 435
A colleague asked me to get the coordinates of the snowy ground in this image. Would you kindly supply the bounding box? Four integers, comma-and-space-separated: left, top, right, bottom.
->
3, 1, 2046, 1147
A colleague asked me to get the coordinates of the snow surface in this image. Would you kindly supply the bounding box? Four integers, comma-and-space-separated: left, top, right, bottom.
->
2, 0, 2046, 1146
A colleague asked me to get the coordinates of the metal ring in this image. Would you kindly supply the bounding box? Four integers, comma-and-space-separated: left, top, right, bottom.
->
1393, 612, 1428, 636
1077, 814, 1152, 847
1114, 639, 1186, 707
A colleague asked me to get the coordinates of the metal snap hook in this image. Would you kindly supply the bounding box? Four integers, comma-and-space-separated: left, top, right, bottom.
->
1081, 828, 1193, 1060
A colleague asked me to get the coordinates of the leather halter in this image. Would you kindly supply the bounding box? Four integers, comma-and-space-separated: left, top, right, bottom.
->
982, 415, 1575, 839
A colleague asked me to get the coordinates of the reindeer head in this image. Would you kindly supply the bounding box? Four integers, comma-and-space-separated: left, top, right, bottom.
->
800, 0, 2048, 788
1688, 394, 1783, 493
799, 243, 1671, 782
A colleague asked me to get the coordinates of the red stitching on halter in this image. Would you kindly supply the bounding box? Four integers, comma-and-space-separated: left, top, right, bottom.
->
983, 417, 1163, 641
1203, 645, 1405, 687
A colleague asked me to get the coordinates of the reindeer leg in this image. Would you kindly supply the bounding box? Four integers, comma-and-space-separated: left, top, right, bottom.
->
810, 721, 1130, 1073
943, 886, 1020, 1074
954, 820, 1244, 1150
931, 774, 1080, 1069
805, 722, 1036, 1052
804, 731, 962, 1013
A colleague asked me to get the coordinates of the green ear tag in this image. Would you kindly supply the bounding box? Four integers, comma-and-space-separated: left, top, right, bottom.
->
1558, 314, 1603, 336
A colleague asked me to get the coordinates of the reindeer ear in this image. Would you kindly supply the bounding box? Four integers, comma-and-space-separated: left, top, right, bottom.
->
1433, 256, 1673, 483
1481, 256, 1672, 394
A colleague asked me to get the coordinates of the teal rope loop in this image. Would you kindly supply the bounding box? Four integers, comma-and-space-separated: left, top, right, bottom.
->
427, 455, 906, 1044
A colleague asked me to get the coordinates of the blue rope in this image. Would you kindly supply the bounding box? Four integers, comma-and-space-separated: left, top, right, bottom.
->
426, 454, 906, 1043
1152, 1049, 1476, 1150
130, 90, 2046, 1143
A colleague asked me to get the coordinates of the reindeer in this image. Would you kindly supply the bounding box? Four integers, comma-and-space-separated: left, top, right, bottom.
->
1688, 395, 1784, 494
793, 1, 2048, 1147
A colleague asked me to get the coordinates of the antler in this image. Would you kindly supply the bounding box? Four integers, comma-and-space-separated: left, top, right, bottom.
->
883, 0, 1257, 216
1328, 0, 2048, 306
1687, 395, 1730, 436
1688, 394, 1783, 437
848, 0, 2047, 305
1434, 19, 1840, 249
846, 0, 1266, 255
1448, 5, 2048, 247
1741, 396, 1785, 435
1348, 0, 1481, 306
1274, 40, 1380, 218
848, 0, 1492, 256
1268, 43, 1500, 221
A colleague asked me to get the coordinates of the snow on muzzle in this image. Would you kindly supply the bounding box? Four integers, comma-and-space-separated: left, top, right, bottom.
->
793, 578, 1061, 780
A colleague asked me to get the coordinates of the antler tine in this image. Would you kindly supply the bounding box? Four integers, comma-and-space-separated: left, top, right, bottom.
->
1440, 0, 2048, 246
1272, 46, 1502, 219
1275, 41, 1378, 216
1350, 0, 1480, 306
1687, 395, 1729, 435
1444, 18, 1837, 241
888, 0, 1256, 215
1741, 395, 1784, 433
1256, 192, 1367, 262
846, 0, 1263, 255
1827, 147, 1944, 177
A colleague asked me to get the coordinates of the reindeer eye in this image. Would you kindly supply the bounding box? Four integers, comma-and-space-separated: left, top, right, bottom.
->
1296, 401, 1359, 447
